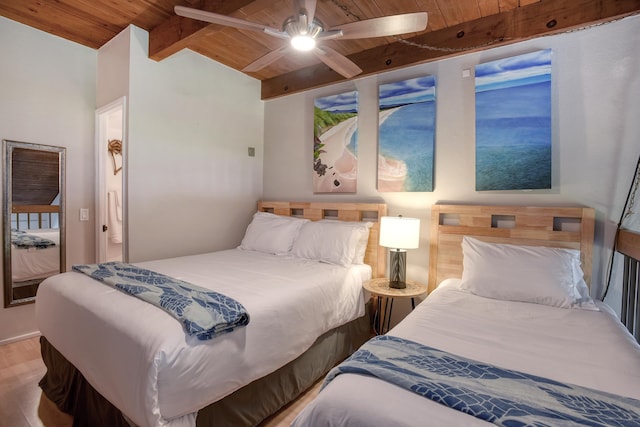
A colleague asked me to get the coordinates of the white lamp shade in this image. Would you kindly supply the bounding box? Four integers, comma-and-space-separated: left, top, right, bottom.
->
379, 216, 420, 249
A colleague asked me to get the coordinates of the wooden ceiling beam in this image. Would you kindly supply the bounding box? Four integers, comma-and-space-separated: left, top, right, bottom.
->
260, 0, 640, 100
149, 0, 257, 61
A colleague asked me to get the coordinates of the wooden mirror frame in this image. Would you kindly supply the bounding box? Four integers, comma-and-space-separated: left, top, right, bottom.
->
3, 140, 66, 307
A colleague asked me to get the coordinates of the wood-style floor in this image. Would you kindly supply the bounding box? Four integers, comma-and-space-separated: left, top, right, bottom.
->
0, 336, 321, 427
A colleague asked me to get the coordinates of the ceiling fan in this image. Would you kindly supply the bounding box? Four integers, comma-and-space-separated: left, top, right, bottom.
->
174, 0, 428, 78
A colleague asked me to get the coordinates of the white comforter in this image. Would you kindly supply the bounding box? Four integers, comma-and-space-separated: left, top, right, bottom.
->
36, 249, 370, 427
293, 279, 640, 427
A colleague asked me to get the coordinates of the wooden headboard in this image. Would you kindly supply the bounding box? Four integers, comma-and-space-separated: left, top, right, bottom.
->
258, 201, 387, 278
428, 204, 595, 294
12, 204, 60, 230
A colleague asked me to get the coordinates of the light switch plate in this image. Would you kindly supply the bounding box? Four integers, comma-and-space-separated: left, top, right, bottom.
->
80, 208, 89, 221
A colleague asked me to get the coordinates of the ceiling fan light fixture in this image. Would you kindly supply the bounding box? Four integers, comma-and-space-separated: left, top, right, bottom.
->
291, 35, 316, 51
284, 15, 323, 51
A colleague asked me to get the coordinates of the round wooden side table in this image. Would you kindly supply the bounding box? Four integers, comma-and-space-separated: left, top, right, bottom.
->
363, 278, 428, 334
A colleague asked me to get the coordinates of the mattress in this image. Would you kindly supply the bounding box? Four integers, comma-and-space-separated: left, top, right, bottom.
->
292, 278, 640, 426
36, 249, 371, 427
12, 228, 60, 282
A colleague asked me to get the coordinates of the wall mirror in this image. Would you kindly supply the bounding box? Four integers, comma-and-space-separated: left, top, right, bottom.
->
3, 140, 66, 307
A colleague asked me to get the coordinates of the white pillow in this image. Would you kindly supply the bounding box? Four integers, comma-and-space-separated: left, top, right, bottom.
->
319, 220, 372, 264
239, 212, 308, 255
459, 236, 591, 309
292, 221, 371, 266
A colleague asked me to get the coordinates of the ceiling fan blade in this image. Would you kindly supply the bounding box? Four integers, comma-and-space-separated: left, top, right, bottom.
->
331, 12, 428, 40
313, 46, 362, 79
174, 5, 281, 34
242, 46, 291, 73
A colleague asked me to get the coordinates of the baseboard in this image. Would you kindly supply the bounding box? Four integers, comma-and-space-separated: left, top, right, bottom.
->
0, 330, 41, 346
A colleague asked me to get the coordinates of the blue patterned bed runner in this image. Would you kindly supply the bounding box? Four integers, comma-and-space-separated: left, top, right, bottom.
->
11, 229, 56, 249
324, 335, 640, 426
72, 262, 250, 341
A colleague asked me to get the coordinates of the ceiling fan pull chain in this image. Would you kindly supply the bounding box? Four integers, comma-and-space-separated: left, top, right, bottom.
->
396, 36, 508, 53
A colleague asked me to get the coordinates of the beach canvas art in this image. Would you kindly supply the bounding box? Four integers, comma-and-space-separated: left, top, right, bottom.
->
378, 75, 436, 192
313, 90, 359, 193
475, 49, 552, 191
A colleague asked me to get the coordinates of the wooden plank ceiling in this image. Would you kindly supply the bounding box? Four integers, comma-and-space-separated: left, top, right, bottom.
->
1, 0, 638, 99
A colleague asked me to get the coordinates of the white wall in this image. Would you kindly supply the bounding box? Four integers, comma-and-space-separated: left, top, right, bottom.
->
124, 27, 264, 262
0, 16, 97, 343
97, 28, 131, 109
263, 15, 640, 317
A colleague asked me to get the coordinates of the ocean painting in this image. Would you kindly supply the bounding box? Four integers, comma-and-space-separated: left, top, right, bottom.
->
378, 75, 436, 192
313, 90, 358, 193
475, 49, 552, 191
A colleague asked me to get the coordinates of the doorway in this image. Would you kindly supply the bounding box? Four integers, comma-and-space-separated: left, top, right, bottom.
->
95, 97, 126, 263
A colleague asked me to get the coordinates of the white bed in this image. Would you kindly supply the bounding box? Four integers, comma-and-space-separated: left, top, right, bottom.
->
293, 204, 640, 427
12, 228, 60, 282
36, 201, 387, 427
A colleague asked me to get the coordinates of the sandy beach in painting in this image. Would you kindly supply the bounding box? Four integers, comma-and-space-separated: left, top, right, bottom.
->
314, 106, 408, 192
314, 115, 358, 192
377, 107, 408, 192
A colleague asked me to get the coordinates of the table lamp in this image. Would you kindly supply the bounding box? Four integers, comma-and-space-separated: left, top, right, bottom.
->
379, 215, 420, 289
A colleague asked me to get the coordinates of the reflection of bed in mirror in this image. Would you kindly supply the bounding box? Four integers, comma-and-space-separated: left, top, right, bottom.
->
12, 228, 60, 281
10, 205, 61, 299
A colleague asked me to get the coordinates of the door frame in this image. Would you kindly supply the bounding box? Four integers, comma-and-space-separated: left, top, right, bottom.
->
95, 96, 127, 263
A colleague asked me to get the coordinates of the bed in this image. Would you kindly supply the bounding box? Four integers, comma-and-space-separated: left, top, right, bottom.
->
11, 204, 61, 283
293, 204, 640, 427
36, 201, 387, 427
9, 205, 62, 301
12, 227, 60, 282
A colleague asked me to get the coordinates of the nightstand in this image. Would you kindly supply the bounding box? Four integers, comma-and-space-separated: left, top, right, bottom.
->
363, 278, 428, 335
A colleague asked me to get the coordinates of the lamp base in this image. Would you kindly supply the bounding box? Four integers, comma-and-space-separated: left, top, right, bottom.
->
388, 250, 407, 289
388, 280, 407, 289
